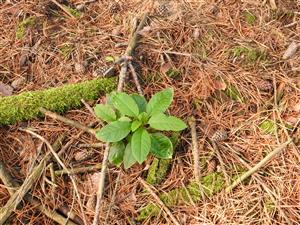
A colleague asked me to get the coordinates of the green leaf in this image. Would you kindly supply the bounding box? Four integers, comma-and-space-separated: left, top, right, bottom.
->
108, 141, 125, 166
123, 143, 137, 169
110, 92, 139, 117
131, 128, 151, 164
96, 121, 131, 142
148, 113, 187, 131
119, 116, 131, 122
138, 112, 150, 124
259, 119, 277, 135
131, 94, 147, 113
150, 133, 173, 159
146, 88, 173, 116
94, 104, 116, 122
105, 56, 115, 62
131, 120, 142, 132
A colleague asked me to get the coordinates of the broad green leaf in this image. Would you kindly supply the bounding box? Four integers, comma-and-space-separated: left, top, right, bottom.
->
138, 112, 150, 124
119, 116, 131, 122
94, 104, 116, 122
148, 113, 187, 131
96, 121, 131, 142
259, 120, 277, 135
123, 143, 137, 169
150, 133, 173, 159
131, 94, 147, 113
131, 128, 151, 163
146, 88, 173, 116
131, 120, 142, 132
110, 92, 139, 117
108, 141, 125, 166
105, 56, 115, 62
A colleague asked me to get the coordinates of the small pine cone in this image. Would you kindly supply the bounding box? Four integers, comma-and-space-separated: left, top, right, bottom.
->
211, 129, 228, 142
257, 80, 273, 92
86, 195, 96, 211
155, 3, 170, 17
93, 66, 117, 77
109, 2, 121, 14
74, 150, 95, 161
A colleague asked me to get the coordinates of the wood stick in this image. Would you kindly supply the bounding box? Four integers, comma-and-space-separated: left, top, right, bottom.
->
78, 143, 106, 148
225, 139, 292, 193
92, 13, 149, 225
128, 62, 143, 96
40, 108, 96, 135
138, 178, 181, 225
0, 161, 78, 225
0, 134, 65, 225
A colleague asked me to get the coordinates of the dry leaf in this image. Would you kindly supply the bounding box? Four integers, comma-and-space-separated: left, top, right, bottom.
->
0, 82, 13, 96
138, 26, 152, 36
293, 102, 300, 112
193, 28, 200, 39
213, 80, 227, 91
160, 62, 172, 74
283, 42, 299, 60
11, 77, 26, 90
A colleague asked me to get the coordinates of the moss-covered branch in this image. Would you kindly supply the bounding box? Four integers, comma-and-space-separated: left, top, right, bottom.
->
0, 78, 116, 125
137, 172, 225, 221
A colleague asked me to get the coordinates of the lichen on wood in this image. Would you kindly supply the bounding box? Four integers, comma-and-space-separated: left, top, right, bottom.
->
137, 172, 225, 221
0, 78, 116, 125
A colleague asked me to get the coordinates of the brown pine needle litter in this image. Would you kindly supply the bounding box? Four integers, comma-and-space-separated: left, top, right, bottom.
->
1, 0, 300, 224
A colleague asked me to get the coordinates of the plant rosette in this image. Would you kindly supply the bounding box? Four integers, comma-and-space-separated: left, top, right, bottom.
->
94, 88, 187, 169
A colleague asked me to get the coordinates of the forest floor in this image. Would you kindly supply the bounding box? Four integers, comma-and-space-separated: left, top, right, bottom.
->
1, 0, 300, 224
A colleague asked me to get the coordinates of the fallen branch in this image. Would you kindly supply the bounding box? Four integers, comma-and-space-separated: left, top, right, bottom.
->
0, 161, 78, 225
0, 77, 116, 125
92, 13, 149, 225
0, 134, 65, 225
128, 62, 143, 95
225, 139, 292, 193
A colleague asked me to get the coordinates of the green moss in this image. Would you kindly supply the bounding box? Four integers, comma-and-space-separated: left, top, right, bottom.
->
230, 46, 267, 63
243, 11, 256, 25
146, 158, 159, 184
65, 6, 81, 18
60, 44, 74, 59
137, 172, 225, 221
264, 197, 276, 214
0, 78, 116, 126
166, 69, 181, 79
224, 84, 244, 103
259, 119, 277, 135
16, 17, 36, 39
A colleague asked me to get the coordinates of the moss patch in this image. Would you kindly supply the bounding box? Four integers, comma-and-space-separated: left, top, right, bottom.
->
0, 78, 116, 126
243, 11, 256, 25
230, 45, 267, 63
60, 44, 74, 59
16, 17, 36, 39
259, 119, 277, 135
137, 172, 225, 221
65, 6, 81, 18
224, 84, 244, 103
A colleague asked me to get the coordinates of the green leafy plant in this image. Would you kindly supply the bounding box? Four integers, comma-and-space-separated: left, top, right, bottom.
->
94, 88, 187, 169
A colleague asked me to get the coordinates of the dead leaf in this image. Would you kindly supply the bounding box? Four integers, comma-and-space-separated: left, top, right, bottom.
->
213, 80, 227, 91
138, 26, 152, 36
293, 102, 300, 112
283, 42, 299, 60
0, 82, 13, 96
193, 28, 200, 39
160, 62, 173, 74
11, 77, 26, 90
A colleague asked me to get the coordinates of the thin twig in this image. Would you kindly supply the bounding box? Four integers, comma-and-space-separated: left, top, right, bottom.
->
138, 178, 180, 225
0, 134, 65, 225
40, 108, 96, 135
50, 0, 76, 19
78, 143, 106, 148
81, 99, 96, 118
225, 139, 292, 193
188, 117, 205, 199
128, 62, 143, 95
22, 129, 88, 225
54, 164, 102, 176
0, 161, 78, 225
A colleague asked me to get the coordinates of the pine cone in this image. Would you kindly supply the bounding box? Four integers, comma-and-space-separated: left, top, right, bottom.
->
211, 129, 228, 142
206, 157, 218, 173
109, 2, 121, 14
93, 66, 117, 77
257, 80, 273, 92
155, 3, 170, 17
